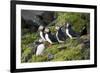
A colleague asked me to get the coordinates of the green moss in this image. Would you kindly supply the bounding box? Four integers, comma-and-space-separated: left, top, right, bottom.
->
55, 12, 90, 32
21, 47, 32, 63
21, 33, 90, 62
21, 33, 39, 45
30, 55, 48, 62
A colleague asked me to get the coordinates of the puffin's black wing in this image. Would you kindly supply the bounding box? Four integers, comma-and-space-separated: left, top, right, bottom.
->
33, 41, 41, 54
43, 32, 46, 39
58, 28, 67, 41
48, 32, 58, 43
41, 30, 46, 39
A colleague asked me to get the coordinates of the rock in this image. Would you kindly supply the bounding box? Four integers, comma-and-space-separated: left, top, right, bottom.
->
47, 53, 54, 60
21, 10, 55, 34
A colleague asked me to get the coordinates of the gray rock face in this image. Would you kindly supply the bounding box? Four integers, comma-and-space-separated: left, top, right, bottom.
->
21, 10, 55, 25
21, 10, 44, 21
21, 10, 55, 34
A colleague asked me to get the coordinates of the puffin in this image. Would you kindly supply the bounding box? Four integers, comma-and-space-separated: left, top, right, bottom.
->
34, 39, 45, 56
55, 26, 67, 43
65, 22, 79, 39
38, 25, 46, 41
44, 28, 58, 44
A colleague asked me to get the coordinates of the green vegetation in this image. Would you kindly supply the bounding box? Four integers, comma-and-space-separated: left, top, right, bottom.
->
55, 12, 90, 32
21, 33, 90, 63
21, 12, 90, 63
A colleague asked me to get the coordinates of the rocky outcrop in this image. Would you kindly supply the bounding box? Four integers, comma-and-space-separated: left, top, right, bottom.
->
21, 10, 55, 34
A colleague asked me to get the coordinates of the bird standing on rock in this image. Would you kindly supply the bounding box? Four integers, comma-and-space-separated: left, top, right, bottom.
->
55, 26, 67, 43
65, 22, 79, 39
34, 39, 45, 56
44, 28, 58, 44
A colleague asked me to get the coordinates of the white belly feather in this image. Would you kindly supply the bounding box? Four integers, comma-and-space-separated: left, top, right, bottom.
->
40, 31, 46, 41
66, 29, 72, 39
56, 31, 64, 43
45, 34, 53, 44
36, 44, 45, 56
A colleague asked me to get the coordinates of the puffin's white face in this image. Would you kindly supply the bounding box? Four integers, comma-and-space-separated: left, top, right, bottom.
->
38, 25, 44, 31
66, 23, 69, 28
55, 26, 60, 30
44, 28, 49, 33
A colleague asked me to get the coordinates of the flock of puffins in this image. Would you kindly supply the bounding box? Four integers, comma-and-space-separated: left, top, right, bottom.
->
33, 22, 85, 56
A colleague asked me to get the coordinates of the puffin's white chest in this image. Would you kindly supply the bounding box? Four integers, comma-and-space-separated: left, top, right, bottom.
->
40, 31, 45, 41
36, 44, 45, 56
56, 31, 64, 43
45, 34, 53, 44
66, 29, 72, 39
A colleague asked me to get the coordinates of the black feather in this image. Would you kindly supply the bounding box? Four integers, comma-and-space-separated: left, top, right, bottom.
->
47, 32, 58, 43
